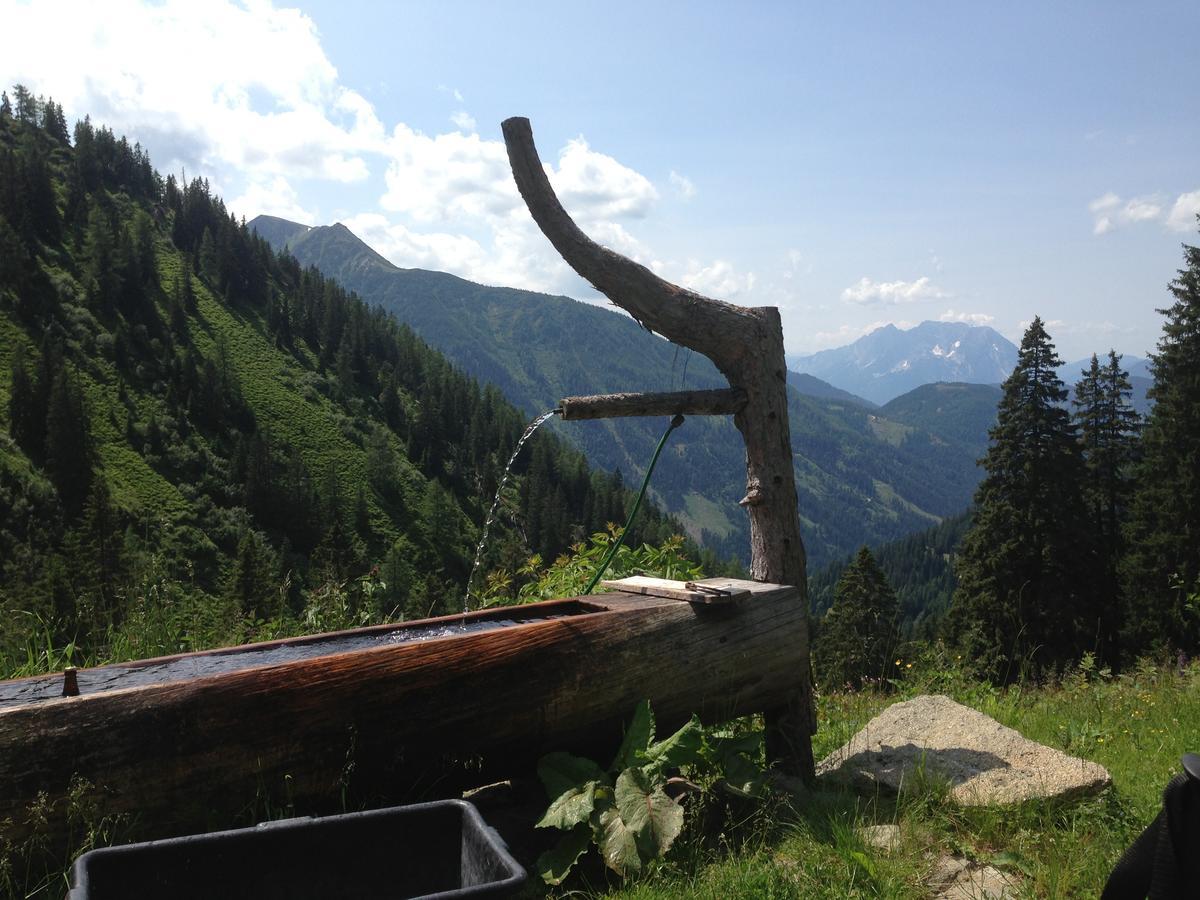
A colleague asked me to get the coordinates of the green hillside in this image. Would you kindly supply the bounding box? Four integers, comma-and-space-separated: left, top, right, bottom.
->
0, 96, 685, 667
879, 382, 1002, 460
251, 217, 990, 568
809, 510, 972, 635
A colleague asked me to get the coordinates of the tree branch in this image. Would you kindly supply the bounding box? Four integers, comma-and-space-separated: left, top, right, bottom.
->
501, 117, 761, 371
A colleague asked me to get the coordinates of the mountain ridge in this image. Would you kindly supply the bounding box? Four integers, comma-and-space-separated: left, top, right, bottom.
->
789, 321, 1019, 404
251, 215, 993, 568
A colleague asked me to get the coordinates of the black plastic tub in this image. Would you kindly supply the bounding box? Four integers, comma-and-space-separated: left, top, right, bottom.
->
66, 799, 526, 900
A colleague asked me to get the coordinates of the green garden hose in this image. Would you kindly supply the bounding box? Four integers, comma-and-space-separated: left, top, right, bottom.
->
583, 414, 685, 595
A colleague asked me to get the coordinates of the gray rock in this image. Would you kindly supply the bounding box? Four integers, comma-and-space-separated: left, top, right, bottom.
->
817, 694, 1111, 805
857, 823, 901, 852
928, 853, 1016, 899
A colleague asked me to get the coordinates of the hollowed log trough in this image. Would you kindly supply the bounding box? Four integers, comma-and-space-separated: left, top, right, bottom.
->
0, 578, 802, 849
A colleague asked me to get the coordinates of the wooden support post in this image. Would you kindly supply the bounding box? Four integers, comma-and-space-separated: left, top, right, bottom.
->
503, 117, 816, 779
559, 388, 746, 420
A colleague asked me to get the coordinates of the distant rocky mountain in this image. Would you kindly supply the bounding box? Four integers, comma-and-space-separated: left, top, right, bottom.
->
251, 215, 990, 569
789, 321, 1018, 405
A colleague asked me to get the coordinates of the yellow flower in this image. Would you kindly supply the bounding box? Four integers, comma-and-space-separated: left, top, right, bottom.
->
895, 659, 901, 666
906, 663, 913, 669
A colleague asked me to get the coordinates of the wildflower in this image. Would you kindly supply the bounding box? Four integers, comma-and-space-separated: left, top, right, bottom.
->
895, 659, 901, 666
906, 663, 913, 669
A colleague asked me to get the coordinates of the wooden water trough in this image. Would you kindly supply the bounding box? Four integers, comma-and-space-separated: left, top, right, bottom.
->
0, 577, 804, 850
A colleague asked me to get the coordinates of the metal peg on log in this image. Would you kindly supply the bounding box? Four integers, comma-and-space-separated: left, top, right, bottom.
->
62, 667, 78, 697
559, 388, 746, 421
503, 116, 816, 779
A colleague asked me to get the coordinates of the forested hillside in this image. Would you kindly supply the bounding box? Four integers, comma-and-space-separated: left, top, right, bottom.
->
0, 89, 685, 668
809, 511, 971, 635
250, 216, 990, 568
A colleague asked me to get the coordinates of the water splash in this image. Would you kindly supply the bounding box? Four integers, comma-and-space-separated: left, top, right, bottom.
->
463, 409, 560, 615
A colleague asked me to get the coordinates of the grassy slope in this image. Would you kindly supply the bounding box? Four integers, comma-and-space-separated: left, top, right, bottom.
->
253, 219, 989, 569
579, 660, 1200, 899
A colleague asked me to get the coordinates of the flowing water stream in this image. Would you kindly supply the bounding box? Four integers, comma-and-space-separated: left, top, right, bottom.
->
463, 408, 560, 615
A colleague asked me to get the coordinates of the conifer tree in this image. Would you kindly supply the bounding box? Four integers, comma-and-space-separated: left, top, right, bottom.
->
1073, 351, 1140, 658
1121, 227, 1200, 656
8, 344, 42, 459
814, 546, 900, 689
44, 368, 94, 517
947, 317, 1095, 680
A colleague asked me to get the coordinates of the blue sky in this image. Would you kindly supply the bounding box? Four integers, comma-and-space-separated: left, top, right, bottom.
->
4, 0, 1197, 360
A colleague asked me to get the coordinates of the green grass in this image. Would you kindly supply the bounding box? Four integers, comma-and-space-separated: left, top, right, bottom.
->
3, 646, 1195, 898
536, 656, 1200, 899
680, 491, 736, 540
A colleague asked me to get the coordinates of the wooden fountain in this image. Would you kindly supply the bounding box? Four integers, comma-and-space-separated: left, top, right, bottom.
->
0, 118, 815, 851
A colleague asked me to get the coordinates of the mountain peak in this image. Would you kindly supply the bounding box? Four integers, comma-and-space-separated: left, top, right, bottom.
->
789, 321, 1018, 404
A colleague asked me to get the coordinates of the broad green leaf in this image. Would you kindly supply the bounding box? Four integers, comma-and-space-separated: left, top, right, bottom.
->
536, 780, 598, 830
615, 766, 684, 860
644, 713, 704, 769
721, 752, 768, 798
536, 823, 592, 885
709, 730, 763, 760
596, 805, 641, 876
610, 699, 655, 772
537, 751, 607, 800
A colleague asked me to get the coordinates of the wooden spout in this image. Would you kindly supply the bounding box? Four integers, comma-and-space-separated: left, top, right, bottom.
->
558, 388, 746, 421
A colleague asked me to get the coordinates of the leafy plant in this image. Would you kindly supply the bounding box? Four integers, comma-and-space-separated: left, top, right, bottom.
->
534, 700, 768, 884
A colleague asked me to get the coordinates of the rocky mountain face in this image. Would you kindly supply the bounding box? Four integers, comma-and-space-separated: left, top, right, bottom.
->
789, 321, 1018, 405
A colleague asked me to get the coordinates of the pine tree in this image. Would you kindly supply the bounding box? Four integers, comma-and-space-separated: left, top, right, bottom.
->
1121, 228, 1200, 657
813, 547, 900, 689
44, 368, 94, 517
8, 344, 43, 459
946, 317, 1095, 681
1073, 352, 1141, 658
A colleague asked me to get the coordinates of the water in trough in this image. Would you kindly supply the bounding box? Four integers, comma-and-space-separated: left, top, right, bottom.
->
0, 606, 584, 709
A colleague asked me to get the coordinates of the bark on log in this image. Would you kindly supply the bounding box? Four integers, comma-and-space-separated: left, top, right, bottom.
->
0, 582, 804, 851
502, 117, 815, 777
558, 388, 745, 420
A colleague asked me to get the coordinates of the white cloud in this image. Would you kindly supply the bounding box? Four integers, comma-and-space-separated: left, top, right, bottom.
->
680, 259, 756, 300
668, 170, 696, 200
841, 276, 948, 305
229, 175, 317, 225
450, 110, 476, 133
1123, 196, 1162, 222
553, 137, 659, 219
0, 0, 728, 305
0, 0, 385, 187
939, 309, 995, 326
1167, 190, 1200, 232
781, 248, 812, 280
1088, 191, 1167, 234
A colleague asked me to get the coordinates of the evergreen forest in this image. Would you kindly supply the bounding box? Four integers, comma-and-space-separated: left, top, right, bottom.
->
0, 87, 701, 673
814, 288, 1200, 684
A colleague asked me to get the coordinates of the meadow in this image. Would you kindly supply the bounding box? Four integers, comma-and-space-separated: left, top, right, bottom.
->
561, 650, 1199, 899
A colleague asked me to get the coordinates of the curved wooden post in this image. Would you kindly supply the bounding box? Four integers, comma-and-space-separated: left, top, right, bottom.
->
502, 117, 815, 778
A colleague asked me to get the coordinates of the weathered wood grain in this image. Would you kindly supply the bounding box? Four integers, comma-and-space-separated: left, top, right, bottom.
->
0, 584, 805, 850
558, 388, 746, 420
502, 117, 815, 776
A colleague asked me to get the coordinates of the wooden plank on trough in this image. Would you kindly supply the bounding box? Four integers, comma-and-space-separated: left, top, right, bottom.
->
599, 576, 752, 605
